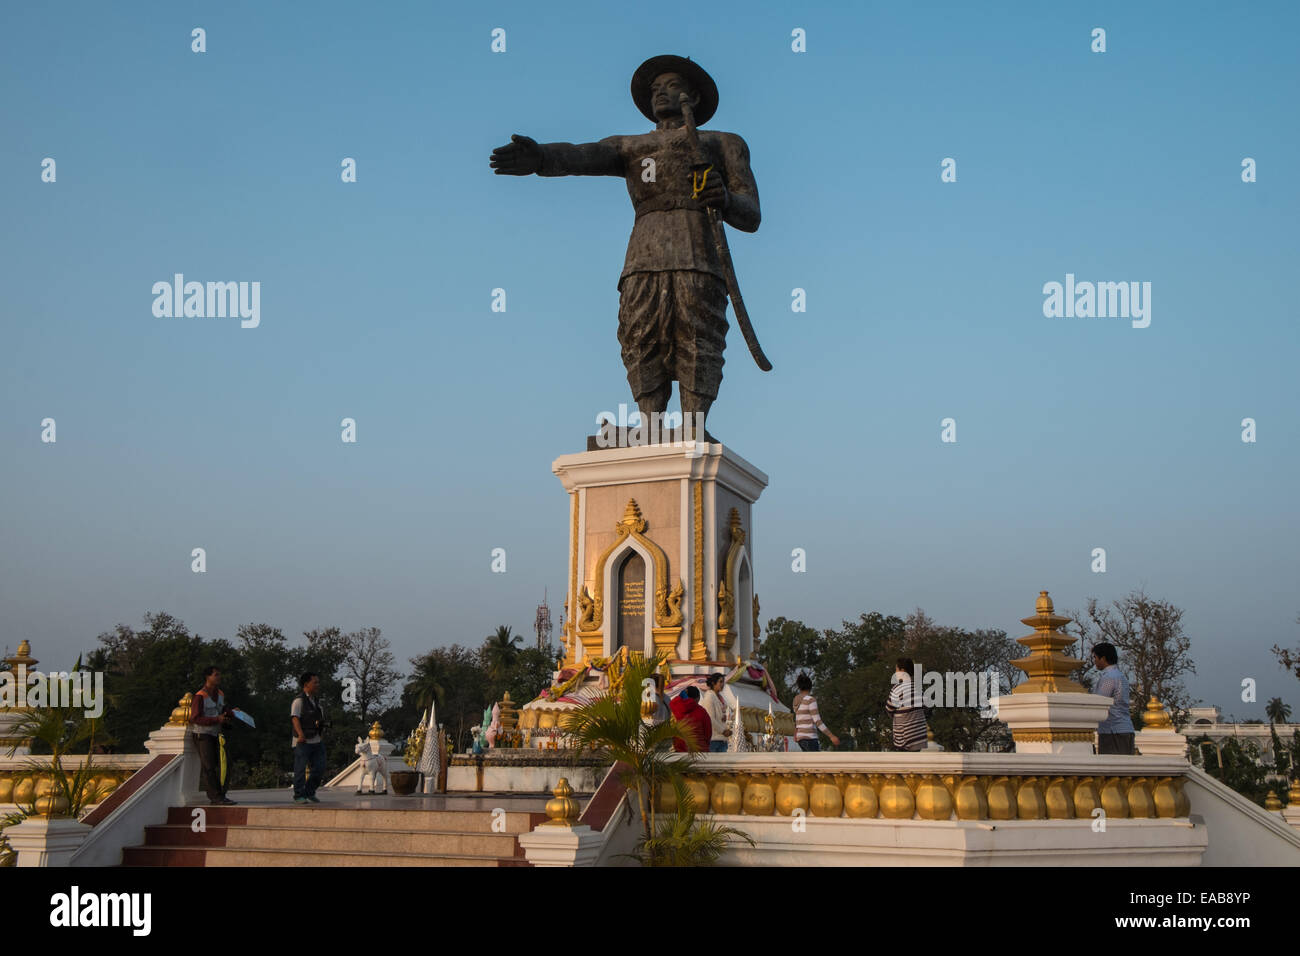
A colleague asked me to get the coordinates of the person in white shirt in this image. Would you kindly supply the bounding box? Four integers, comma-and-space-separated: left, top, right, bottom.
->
701, 673, 732, 753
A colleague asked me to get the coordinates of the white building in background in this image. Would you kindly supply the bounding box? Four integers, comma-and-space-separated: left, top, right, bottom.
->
1184, 706, 1298, 772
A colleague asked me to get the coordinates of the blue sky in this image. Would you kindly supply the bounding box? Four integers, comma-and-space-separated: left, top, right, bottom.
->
2, 1, 1297, 717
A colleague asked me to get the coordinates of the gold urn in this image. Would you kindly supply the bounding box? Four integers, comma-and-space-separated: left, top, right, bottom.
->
774, 775, 809, 817
843, 775, 878, 819
742, 774, 775, 816
710, 776, 744, 815
808, 774, 843, 818
915, 775, 953, 821
878, 775, 915, 820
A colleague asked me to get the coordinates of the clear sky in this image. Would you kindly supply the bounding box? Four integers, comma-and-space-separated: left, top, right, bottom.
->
2, 1, 1297, 718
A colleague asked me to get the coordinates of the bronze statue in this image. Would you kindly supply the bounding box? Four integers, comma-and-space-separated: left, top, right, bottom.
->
490, 54, 767, 435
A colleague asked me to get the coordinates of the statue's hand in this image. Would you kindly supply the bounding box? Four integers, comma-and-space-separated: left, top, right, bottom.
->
490, 134, 542, 175
694, 172, 729, 212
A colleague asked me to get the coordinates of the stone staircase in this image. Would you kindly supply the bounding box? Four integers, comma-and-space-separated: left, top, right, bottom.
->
122, 799, 549, 867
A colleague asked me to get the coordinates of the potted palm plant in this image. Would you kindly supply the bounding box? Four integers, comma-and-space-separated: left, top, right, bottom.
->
560, 655, 752, 866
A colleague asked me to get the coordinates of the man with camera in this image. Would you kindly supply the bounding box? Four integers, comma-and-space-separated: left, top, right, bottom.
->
190, 665, 237, 805
291, 672, 327, 804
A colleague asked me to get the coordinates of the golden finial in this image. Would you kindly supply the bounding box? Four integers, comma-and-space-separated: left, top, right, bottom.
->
368, 721, 383, 741
1011, 590, 1086, 694
1265, 790, 1284, 812
542, 777, 580, 826
5, 640, 37, 671
1287, 779, 1300, 806
1142, 696, 1174, 730
168, 692, 194, 726
619, 499, 648, 533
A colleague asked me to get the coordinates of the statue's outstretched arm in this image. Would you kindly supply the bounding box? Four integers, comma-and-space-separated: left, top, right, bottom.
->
538, 136, 624, 177
489, 134, 623, 177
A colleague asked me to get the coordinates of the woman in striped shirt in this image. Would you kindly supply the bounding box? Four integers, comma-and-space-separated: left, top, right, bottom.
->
792, 674, 840, 752
886, 657, 928, 751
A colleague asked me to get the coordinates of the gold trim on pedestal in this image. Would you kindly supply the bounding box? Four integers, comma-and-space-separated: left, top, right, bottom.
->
567, 491, 579, 666
691, 481, 706, 660
579, 500, 678, 649
716, 508, 745, 658
1010, 728, 1097, 743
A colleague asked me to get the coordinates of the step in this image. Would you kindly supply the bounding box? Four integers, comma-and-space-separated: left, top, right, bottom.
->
142, 823, 524, 857
123, 845, 522, 867
166, 805, 545, 834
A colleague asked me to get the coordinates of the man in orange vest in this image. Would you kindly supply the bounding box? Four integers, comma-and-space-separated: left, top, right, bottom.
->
190, 666, 236, 805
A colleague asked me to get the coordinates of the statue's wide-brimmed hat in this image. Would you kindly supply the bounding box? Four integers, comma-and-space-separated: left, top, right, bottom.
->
631, 54, 718, 126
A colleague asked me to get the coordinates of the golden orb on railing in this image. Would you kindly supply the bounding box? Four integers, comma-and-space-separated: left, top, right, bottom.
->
1142, 697, 1174, 730
168, 693, 194, 726
543, 777, 580, 826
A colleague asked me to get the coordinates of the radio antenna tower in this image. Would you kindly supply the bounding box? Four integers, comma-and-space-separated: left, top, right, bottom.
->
534, 588, 553, 651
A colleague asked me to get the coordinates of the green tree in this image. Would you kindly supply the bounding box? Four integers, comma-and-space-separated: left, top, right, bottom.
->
482, 626, 523, 682
755, 616, 824, 698
339, 626, 401, 727
1074, 589, 1197, 727
1191, 735, 1274, 806
1265, 697, 1292, 725
405, 645, 487, 751
505, 645, 559, 707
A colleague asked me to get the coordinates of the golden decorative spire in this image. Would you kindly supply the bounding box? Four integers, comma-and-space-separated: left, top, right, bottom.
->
542, 777, 580, 826
168, 692, 194, 726
1010, 590, 1086, 694
619, 498, 648, 533
368, 721, 384, 740
1142, 696, 1174, 730
1265, 790, 1284, 812
1288, 779, 1300, 807
4, 640, 37, 672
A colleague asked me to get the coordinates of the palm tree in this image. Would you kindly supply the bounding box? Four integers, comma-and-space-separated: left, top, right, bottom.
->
483, 626, 523, 682
404, 653, 446, 712
4, 659, 104, 819
561, 655, 752, 865
561, 655, 692, 845
1265, 697, 1292, 726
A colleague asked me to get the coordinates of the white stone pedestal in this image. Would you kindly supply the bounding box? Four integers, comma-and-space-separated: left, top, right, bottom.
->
993, 692, 1112, 754
517, 823, 604, 867
8, 817, 92, 866
1135, 729, 1188, 758
144, 722, 203, 804
553, 440, 768, 668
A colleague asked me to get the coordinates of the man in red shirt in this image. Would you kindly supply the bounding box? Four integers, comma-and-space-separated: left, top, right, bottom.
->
669, 685, 712, 753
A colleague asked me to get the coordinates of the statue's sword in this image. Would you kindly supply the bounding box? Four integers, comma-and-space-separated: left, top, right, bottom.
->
679, 95, 773, 372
